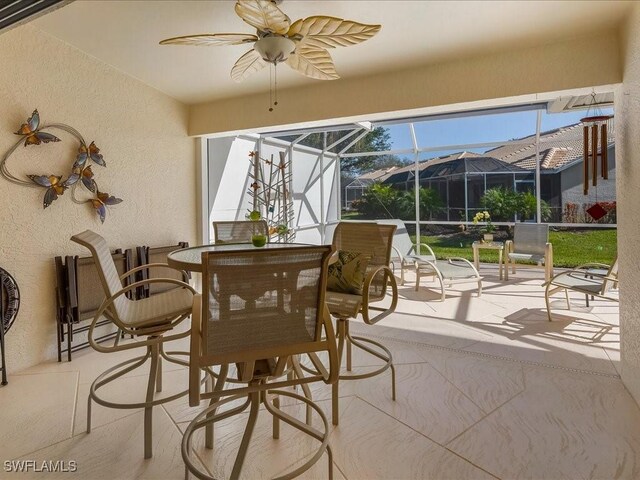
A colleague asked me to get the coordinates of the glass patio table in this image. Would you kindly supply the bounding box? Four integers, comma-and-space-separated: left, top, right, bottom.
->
167, 242, 323, 273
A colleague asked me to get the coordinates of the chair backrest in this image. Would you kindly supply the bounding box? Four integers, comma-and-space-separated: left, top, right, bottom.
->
513, 223, 549, 256
137, 242, 189, 297
212, 220, 269, 244
378, 219, 414, 257
198, 245, 334, 369
67, 250, 133, 322
70, 230, 129, 320
332, 222, 396, 301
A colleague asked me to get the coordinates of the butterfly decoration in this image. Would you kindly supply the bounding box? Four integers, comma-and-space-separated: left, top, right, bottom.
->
27, 174, 79, 208
3, 109, 123, 221
91, 191, 123, 223
74, 165, 97, 192
14, 110, 61, 147
74, 141, 105, 169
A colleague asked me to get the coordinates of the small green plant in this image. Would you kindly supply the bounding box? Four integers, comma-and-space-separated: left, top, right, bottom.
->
246, 210, 262, 221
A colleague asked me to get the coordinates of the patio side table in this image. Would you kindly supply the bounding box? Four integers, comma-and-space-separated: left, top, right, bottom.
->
472, 241, 504, 280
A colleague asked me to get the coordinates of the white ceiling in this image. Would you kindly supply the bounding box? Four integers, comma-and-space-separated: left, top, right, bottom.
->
31, 0, 631, 105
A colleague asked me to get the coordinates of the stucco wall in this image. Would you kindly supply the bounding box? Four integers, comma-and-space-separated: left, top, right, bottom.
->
618, 5, 640, 404
190, 30, 621, 137
0, 26, 196, 372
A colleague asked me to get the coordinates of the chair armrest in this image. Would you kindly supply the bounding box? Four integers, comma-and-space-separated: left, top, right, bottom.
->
420, 243, 436, 259
447, 257, 482, 276
505, 240, 514, 253
390, 245, 403, 262
120, 263, 189, 282
88, 277, 195, 354
361, 265, 398, 325
322, 306, 339, 385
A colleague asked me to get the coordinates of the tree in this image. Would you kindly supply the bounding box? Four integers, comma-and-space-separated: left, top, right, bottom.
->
481, 187, 551, 222
353, 184, 443, 220
284, 127, 395, 174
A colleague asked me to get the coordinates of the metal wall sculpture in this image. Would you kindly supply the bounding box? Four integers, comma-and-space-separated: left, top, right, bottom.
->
247, 150, 295, 242
1, 110, 122, 223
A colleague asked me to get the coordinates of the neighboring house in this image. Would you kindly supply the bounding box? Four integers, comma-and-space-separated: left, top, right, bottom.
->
486, 123, 616, 222
375, 123, 615, 223
343, 166, 398, 209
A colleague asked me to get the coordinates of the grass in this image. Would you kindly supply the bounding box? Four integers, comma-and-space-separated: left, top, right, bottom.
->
417, 229, 617, 268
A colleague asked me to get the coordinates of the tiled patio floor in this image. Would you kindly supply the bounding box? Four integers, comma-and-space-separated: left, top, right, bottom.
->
1, 265, 635, 479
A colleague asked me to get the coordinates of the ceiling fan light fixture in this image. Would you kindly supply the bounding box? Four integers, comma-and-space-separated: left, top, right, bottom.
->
254, 36, 296, 63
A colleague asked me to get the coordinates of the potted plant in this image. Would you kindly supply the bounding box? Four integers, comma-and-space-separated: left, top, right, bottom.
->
246, 210, 267, 247
472, 211, 496, 242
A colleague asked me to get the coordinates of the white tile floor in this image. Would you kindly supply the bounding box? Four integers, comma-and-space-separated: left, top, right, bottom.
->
1, 265, 635, 480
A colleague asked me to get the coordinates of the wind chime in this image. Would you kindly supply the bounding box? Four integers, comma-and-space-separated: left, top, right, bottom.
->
581, 94, 614, 221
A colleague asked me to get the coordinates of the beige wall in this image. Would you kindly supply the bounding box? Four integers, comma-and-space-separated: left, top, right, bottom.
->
0, 26, 196, 371
190, 30, 621, 136
618, 4, 640, 403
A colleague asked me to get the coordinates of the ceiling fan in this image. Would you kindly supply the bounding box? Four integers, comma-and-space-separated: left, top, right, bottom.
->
160, 0, 381, 110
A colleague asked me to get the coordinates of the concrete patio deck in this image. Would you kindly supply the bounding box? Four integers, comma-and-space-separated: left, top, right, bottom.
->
0, 265, 633, 479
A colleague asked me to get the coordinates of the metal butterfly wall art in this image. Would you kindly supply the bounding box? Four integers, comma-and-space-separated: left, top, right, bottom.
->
92, 191, 123, 223
14, 110, 61, 146
1, 109, 123, 223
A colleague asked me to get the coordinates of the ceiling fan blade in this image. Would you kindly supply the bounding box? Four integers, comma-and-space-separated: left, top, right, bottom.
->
231, 49, 267, 82
235, 0, 290, 35
159, 33, 258, 46
285, 46, 339, 81
288, 16, 381, 49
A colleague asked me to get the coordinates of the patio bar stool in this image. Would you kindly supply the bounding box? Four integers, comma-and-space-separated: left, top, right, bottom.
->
182, 245, 338, 480
71, 230, 196, 459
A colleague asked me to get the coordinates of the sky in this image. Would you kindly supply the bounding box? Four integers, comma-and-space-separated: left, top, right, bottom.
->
376, 107, 615, 162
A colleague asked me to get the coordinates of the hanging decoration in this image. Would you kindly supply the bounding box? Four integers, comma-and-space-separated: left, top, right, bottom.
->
1, 110, 122, 223
247, 150, 295, 242
581, 94, 613, 197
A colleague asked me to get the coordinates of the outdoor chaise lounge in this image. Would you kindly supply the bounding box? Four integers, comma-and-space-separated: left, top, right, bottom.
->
415, 258, 483, 301
378, 219, 436, 286
544, 258, 619, 321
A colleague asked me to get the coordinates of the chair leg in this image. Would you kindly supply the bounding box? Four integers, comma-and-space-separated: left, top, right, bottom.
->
545, 283, 553, 322
230, 390, 260, 480
290, 355, 313, 425
156, 354, 163, 393
346, 321, 352, 372
400, 261, 405, 286
206, 364, 229, 449
332, 319, 346, 426
272, 395, 280, 439
415, 266, 421, 291
144, 342, 160, 459
565, 289, 571, 310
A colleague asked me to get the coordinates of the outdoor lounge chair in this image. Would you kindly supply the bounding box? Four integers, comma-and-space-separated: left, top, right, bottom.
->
378, 219, 436, 286
505, 223, 553, 281
545, 257, 619, 321
415, 257, 483, 301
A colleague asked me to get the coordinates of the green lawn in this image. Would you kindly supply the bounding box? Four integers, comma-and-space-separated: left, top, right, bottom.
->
417, 229, 617, 268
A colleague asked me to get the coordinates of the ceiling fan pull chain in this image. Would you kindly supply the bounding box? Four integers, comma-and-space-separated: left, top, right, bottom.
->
274, 63, 278, 107
269, 64, 274, 112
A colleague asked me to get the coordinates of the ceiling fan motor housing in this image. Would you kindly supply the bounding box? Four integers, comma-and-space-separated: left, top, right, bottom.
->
254, 36, 296, 64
